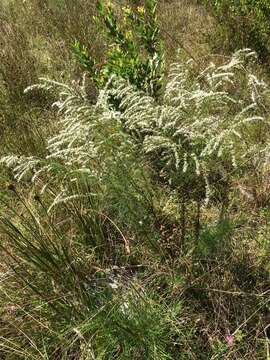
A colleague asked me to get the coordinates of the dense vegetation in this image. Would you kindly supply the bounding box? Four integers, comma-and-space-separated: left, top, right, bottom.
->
203, 0, 270, 64
0, 0, 269, 359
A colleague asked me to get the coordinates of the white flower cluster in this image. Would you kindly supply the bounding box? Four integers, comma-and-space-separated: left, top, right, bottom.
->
110, 49, 269, 199
1, 49, 269, 205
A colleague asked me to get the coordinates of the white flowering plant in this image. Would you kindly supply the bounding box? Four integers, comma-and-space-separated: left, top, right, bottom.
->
1, 49, 269, 213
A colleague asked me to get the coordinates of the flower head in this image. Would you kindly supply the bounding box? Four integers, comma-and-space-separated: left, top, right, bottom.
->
225, 334, 234, 347
137, 6, 145, 14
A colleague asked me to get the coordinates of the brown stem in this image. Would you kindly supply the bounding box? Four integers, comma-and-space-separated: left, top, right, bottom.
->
195, 200, 201, 242
180, 196, 186, 245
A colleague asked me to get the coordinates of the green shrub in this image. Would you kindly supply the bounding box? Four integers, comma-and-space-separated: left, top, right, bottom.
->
73, 0, 164, 97
203, 0, 270, 63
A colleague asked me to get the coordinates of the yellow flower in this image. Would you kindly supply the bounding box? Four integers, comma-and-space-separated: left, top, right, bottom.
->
125, 30, 132, 39
122, 6, 132, 15
137, 6, 145, 14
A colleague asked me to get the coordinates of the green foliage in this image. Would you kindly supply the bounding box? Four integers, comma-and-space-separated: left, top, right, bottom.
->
196, 219, 234, 256
73, 0, 163, 96
77, 288, 185, 359
204, 0, 270, 63
0, 189, 193, 359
